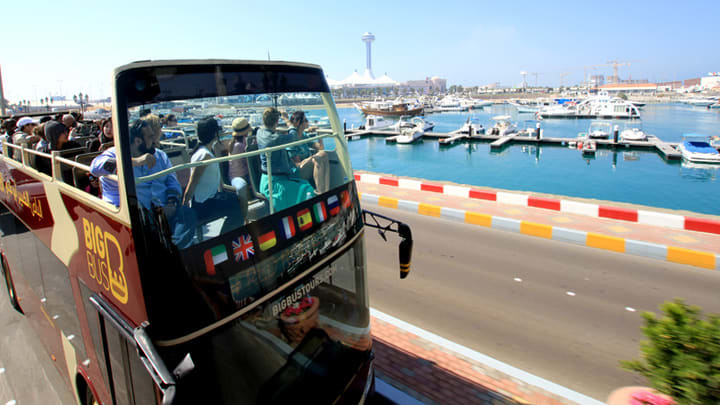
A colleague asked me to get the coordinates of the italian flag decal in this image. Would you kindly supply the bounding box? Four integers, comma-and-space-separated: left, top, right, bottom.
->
313, 201, 327, 223
203, 245, 228, 276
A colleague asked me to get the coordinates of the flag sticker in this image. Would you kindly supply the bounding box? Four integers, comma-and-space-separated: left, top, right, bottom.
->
280, 216, 296, 240
327, 195, 340, 216
258, 231, 277, 251
232, 234, 254, 262
313, 201, 327, 223
297, 208, 313, 231
340, 190, 351, 209
203, 245, 228, 275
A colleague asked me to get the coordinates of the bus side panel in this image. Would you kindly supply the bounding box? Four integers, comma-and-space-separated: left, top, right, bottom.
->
61, 194, 147, 324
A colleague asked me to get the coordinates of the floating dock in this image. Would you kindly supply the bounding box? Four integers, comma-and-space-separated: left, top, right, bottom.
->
345, 129, 684, 160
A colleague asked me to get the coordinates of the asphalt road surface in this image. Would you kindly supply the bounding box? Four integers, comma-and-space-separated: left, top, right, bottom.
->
363, 205, 720, 401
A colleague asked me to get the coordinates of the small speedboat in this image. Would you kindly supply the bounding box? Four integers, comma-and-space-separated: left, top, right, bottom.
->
587, 121, 613, 139
620, 122, 647, 141
489, 115, 517, 136
390, 116, 435, 132
678, 134, 720, 164
582, 139, 597, 156
395, 124, 424, 144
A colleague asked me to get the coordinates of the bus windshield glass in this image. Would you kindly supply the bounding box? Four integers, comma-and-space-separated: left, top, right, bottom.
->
113, 62, 371, 400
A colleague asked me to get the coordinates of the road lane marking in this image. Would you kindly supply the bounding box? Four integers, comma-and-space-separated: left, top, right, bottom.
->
566, 291, 576, 296
625, 307, 636, 312
514, 278, 522, 282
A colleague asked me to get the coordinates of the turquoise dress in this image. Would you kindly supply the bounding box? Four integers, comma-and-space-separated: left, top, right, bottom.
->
256, 127, 315, 211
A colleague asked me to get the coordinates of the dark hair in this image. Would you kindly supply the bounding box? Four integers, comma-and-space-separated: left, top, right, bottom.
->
45, 121, 68, 150
262, 107, 281, 128
129, 120, 146, 143
196, 117, 220, 145
39, 116, 52, 123
290, 111, 306, 127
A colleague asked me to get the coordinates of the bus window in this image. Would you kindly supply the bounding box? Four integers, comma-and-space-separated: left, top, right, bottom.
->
114, 62, 372, 403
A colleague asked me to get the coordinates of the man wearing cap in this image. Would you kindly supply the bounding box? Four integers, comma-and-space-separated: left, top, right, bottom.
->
13, 117, 41, 157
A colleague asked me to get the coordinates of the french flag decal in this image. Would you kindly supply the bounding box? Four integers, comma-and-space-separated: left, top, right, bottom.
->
280, 216, 296, 240
327, 195, 340, 216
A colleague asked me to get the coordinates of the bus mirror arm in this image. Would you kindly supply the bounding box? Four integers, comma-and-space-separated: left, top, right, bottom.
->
134, 327, 195, 405
362, 209, 413, 278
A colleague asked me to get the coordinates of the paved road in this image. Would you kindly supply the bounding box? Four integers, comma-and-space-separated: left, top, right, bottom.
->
363, 205, 720, 401
0, 284, 76, 404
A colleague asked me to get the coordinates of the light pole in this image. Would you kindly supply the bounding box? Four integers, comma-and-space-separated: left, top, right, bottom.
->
73, 92, 89, 115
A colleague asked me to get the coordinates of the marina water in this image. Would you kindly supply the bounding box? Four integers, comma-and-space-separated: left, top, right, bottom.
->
334, 104, 720, 216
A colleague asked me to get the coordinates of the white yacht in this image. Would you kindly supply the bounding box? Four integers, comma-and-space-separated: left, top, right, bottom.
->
683, 98, 716, 107
678, 134, 720, 164
508, 100, 540, 113
489, 115, 518, 136
437, 96, 467, 112
575, 92, 641, 119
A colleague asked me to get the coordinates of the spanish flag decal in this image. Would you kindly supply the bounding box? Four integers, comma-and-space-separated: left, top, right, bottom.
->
297, 208, 313, 231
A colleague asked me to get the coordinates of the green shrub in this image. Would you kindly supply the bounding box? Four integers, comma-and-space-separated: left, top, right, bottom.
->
621, 299, 720, 404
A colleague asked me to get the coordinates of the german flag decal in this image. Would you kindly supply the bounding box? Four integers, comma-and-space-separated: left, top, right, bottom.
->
258, 231, 277, 251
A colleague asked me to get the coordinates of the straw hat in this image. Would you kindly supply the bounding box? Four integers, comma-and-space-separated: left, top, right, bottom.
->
232, 117, 252, 135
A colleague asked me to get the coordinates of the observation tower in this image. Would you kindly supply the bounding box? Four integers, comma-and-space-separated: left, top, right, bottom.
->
361, 32, 376, 79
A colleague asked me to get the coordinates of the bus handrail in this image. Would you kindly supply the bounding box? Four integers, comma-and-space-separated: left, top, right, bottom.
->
1, 143, 119, 182
136, 132, 334, 183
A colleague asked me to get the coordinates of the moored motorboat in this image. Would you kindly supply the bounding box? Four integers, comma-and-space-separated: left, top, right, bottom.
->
360, 115, 395, 131
395, 121, 425, 144
620, 121, 647, 141
587, 121, 613, 139
678, 134, 720, 164
489, 115, 517, 136
390, 116, 435, 132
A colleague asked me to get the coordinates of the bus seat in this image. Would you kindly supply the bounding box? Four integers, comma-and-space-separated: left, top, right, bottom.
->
73, 151, 101, 189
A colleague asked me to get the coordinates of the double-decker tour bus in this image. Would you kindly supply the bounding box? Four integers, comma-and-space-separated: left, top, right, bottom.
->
0, 60, 412, 404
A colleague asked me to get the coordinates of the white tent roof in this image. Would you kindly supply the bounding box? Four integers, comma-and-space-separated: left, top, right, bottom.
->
330, 69, 399, 88
374, 73, 398, 86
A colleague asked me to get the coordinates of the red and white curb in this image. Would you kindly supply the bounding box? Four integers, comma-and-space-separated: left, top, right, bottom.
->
359, 192, 720, 270
354, 173, 720, 236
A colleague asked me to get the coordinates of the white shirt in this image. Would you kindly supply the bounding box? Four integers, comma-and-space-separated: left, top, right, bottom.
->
191, 146, 221, 203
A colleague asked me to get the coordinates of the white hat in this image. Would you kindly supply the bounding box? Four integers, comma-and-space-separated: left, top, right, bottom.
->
16, 117, 38, 128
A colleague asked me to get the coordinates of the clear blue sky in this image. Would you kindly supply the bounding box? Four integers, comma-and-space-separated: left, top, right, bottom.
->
2, 0, 719, 101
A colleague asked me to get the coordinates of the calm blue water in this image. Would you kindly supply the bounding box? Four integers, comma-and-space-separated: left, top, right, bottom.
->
338, 104, 720, 216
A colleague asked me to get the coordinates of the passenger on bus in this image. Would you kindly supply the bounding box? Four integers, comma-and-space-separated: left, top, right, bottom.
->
36, 121, 80, 178
62, 114, 78, 139
285, 110, 330, 193
226, 117, 251, 221
91, 120, 182, 209
13, 117, 41, 155
88, 118, 113, 152
142, 114, 164, 149
182, 117, 244, 233
256, 107, 315, 211
33, 124, 48, 151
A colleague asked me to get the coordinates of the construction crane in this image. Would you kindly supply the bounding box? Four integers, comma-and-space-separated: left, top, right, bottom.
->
530, 72, 541, 87
560, 72, 571, 88
606, 60, 633, 84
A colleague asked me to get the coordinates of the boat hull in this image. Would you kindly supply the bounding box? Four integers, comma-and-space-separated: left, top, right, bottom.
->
359, 107, 424, 117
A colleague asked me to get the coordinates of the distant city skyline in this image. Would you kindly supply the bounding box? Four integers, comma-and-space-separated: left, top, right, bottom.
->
2, 0, 719, 102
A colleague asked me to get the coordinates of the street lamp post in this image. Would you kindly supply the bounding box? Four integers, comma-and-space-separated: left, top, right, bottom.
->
73, 92, 89, 115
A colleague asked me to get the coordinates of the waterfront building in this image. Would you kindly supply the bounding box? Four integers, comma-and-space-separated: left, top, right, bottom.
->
596, 83, 657, 95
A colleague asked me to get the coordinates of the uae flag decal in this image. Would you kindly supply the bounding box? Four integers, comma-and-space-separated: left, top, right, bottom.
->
203, 245, 228, 276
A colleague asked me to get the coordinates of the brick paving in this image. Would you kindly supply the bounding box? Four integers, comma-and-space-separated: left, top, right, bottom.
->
371, 317, 572, 405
